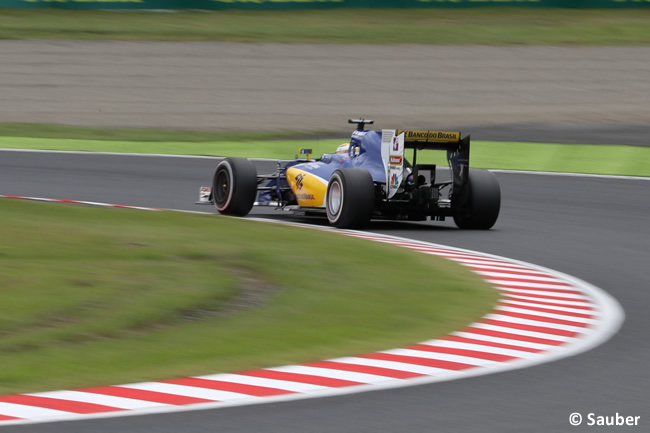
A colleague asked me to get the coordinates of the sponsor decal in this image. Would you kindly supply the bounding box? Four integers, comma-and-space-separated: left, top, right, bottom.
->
286, 167, 327, 207
352, 130, 368, 138
199, 186, 211, 200
295, 173, 304, 190
296, 193, 315, 201
197, 186, 212, 203
399, 130, 460, 142
382, 129, 405, 199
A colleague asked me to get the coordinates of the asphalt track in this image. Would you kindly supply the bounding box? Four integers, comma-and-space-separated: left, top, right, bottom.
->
0, 150, 648, 432
0, 41, 649, 431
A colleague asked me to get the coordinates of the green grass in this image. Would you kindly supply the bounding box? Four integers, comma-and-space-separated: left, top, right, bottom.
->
0, 199, 498, 394
1, 8, 649, 45
471, 141, 650, 177
1, 126, 649, 177
0, 123, 325, 143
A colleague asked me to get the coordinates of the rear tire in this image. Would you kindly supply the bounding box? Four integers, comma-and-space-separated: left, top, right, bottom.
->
326, 169, 375, 229
453, 169, 501, 230
212, 157, 257, 217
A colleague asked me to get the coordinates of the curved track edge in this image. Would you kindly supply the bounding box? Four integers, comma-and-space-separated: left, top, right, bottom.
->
0, 196, 624, 426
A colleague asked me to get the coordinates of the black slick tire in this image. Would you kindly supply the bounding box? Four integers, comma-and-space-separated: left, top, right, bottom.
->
326, 168, 375, 229
453, 169, 501, 230
212, 157, 257, 217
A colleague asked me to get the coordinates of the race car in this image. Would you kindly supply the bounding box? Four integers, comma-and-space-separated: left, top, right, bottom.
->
199, 119, 500, 229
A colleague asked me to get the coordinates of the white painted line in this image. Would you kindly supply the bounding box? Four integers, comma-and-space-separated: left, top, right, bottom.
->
377, 348, 494, 367
477, 271, 566, 283
0, 148, 223, 160
196, 374, 327, 393
497, 287, 588, 300
325, 357, 450, 376
483, 313, 589, 332
489, 169, 650, 181
485, 280, 572, 290
469, 323, 578, 342
1, 148, 647, 180
266, 366, 390, 384
502, 293, 593, 307
417, 340, 540, 360
450, 331, 553, 351
115, 383, 249, 402
469, 264, 550, 276
494, 305, 597, 324
31, 391, 167, 410
499, 300, 599, 315
0, 403, 70, 420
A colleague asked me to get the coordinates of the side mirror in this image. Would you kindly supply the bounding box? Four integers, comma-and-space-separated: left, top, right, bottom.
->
298, 148, 312, 161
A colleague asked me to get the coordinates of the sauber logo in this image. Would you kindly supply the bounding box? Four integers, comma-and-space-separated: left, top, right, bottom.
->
392, 136, 400, 151
389, 156, 403, 165
295, 173, 304, 190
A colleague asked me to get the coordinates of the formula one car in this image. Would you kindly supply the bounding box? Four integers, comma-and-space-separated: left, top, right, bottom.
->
199, 119, 500, 229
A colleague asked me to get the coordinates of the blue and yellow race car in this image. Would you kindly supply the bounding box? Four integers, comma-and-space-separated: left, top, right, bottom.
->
201, 119, 500, 229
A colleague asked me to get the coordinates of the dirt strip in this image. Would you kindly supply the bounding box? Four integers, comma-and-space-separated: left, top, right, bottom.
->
1, 41, 649, 134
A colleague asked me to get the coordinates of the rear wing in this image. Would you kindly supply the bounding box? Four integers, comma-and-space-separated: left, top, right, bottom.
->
397, 130, 464, 150
382, 129, 471, 201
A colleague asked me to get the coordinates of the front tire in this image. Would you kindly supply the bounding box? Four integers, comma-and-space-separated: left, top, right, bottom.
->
453, 169, 501, 230
326, 169, 375, 229
212, 157, 257, 217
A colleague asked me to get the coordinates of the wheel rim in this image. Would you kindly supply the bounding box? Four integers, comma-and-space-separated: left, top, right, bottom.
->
215, 168, 230, 205
328, 181, 342, 216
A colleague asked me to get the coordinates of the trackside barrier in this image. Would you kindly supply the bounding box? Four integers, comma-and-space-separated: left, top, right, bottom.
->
3, 0, 650, 10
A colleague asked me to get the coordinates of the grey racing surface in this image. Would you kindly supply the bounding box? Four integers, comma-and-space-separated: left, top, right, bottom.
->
0, 150, 648, 432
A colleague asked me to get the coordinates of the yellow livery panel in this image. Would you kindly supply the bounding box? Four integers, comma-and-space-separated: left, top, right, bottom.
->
286, 167, 328, 208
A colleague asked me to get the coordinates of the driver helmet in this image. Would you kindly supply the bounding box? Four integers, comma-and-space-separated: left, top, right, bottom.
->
335, 143, 360, 156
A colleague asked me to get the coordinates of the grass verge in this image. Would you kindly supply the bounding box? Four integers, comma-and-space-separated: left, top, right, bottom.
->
1, 130, 649, 177
0, 123, 326, 143
0, 8, 649, 45
0, 199, 498, 395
